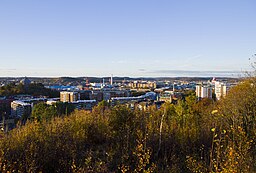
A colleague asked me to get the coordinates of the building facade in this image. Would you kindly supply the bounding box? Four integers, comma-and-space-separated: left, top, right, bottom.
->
11, 101, 31, 118
196, 84, 212, 99
215, 81, 227, 100
60, 91, 80, 102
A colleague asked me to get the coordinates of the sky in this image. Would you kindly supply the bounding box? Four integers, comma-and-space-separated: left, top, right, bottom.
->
0, 0, 255, 77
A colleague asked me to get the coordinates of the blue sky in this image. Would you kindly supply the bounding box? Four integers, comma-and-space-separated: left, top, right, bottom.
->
0, 0, 255, 77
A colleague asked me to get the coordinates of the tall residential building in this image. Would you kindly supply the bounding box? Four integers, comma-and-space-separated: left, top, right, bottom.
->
196, 84, 212, 99
196, 85, 202, 98
110, 74, 113, 85
60, 91, 80, 102
215, 81, 227, 100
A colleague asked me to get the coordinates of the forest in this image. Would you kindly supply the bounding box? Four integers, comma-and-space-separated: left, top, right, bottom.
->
0, 77, 255, 172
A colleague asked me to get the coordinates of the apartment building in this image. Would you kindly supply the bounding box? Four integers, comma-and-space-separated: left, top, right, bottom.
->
215, 81, 227, 100
196, 84, 213, 99
60, 91, 80, 102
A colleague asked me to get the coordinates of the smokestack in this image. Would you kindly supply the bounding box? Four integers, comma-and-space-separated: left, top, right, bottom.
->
111, 74, 113, 85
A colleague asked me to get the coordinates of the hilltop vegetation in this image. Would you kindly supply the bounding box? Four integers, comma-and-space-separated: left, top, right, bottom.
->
0, 83, 59, 98
0, 78, 256, 172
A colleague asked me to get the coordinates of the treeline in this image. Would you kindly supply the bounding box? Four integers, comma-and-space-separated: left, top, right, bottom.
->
0, 83, 59, 98
30, 102, 75, 121
0, 78, 256, 172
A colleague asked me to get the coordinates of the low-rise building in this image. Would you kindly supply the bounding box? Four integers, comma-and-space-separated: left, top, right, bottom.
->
71, 100, 97, 110
91, 89, 130, 102
128, 81, 156, 89
111, 92, 156, 105
11, 101, 31, 118
159, 91, 172, 103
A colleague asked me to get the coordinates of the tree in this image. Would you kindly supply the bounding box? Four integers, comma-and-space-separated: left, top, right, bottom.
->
31, 103, 57, 121
55, 102, 75, 116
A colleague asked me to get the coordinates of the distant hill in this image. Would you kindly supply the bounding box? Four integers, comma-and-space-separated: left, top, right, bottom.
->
0, 76, 241, 84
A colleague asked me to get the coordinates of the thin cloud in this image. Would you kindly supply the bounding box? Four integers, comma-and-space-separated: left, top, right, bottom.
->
111, 60, 127, 64
150, 70, 244, 77
0, 68, 17, 71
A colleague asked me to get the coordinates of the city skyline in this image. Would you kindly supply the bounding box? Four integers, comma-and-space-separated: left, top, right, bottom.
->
0, 0, 255, 77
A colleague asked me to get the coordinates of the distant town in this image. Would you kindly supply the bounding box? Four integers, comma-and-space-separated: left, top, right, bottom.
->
0, 76, 240, 132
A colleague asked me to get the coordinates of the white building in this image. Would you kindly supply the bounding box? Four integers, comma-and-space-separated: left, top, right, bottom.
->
215, 81, 227, 100
201, 86, 212, 98
196, 84, 212, 99
196, 85, 202, 98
